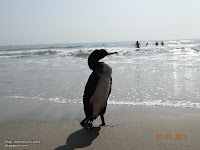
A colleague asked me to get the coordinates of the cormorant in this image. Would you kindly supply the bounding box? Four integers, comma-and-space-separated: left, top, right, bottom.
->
80, 49, 117, 130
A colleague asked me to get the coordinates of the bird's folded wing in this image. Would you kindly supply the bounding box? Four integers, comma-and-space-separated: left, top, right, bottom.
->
83, 72, 100, 105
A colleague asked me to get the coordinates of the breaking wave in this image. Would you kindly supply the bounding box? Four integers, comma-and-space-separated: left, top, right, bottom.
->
0, 45, 84, 51
69, 50, 90, 58
0, 49, 57, 59
0, 40, 199, 59
41, 45, 83, 50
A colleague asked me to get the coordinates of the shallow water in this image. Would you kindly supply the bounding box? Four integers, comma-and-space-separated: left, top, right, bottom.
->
0, 40, 200, 108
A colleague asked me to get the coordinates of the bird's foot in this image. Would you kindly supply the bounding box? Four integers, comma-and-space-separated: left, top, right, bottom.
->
81, 122, 93, 130
87, 122, 93, 130
80, 121, 91, 130
80, 121, 86, 128
101, 123, 106, 127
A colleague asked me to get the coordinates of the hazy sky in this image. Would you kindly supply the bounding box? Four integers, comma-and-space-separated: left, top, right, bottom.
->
0, 0, 200, 45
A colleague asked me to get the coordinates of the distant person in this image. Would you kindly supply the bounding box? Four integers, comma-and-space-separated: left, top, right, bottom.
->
155, 41, 159, 46
135, 41, 140, 48
161, 41, 165, 46
146, 42, 149, 46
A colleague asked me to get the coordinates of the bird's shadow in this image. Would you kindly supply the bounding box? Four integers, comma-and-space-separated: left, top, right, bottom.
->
55, 127, 101, 150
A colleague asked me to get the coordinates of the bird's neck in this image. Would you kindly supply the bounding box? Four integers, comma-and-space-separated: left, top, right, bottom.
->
88, 58, 100, 71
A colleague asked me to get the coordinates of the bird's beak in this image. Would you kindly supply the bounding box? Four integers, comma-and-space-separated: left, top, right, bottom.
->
108, 52, 118, 55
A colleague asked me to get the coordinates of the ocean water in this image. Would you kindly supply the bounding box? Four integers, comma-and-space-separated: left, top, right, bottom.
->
0, 40, 200, 108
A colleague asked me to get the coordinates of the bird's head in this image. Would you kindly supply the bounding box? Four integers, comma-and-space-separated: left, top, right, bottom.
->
88, 49, 117, 70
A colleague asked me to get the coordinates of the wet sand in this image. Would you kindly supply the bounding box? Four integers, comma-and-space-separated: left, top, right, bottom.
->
0, 99, 200, 150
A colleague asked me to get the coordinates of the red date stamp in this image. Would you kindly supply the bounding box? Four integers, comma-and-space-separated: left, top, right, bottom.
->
157, 134, 187, 139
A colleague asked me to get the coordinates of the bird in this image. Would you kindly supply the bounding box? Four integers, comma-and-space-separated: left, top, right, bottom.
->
80, 49, 117, 130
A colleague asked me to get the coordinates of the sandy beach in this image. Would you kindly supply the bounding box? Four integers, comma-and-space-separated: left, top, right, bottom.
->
0, 99, 200, 150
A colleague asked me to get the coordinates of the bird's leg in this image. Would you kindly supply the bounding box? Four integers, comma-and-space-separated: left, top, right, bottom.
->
100, 114, 106, 126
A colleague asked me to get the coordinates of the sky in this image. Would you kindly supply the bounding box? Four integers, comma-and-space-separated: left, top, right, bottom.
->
0, 0, 200, 45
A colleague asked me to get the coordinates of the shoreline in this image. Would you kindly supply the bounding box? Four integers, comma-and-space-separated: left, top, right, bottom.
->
0, 99, 200, 149
1, 98, 200, 123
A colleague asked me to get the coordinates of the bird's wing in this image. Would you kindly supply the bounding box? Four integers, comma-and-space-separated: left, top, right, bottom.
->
83, 71, 100, 105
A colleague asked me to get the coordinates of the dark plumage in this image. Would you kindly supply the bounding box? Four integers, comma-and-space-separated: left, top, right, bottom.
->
80, 49, 117, 130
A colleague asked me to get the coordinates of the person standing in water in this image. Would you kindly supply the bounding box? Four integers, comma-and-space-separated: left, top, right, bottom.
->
161, 41, 165, 46
155, 41, 159, 46
135, 41, 141, 48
